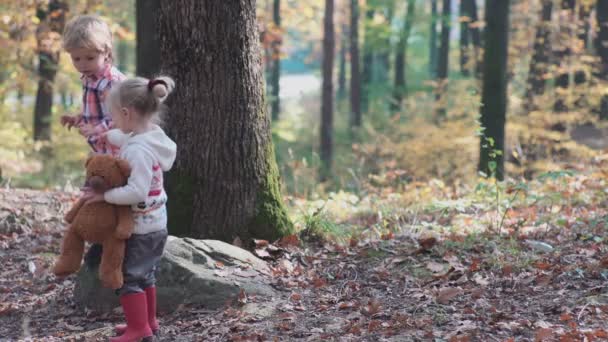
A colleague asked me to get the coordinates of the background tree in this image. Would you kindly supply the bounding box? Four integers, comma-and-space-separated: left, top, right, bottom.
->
270, 0, 282, 121
392, 0, 415, 112
435, 0, 451, 121
597, 0, 608, 119
429, 0, 438, 78
465, 0, 482, 77
459, 0, 470, 76
350, 0, 362, 128
157, 0, 293, 243
320, 0, 335, 180
33, 0, 69, 141
524, 0, 552, 110
338, 21, 347, 98
553, 0, 575, 113
478, 0, 510, 180
136, 0, 160, 77
361, 7, 375, 113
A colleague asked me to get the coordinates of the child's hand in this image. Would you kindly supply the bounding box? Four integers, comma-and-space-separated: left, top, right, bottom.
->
78, 124, 95, 137
60, 115, 81, 130
82, 192, 105, 205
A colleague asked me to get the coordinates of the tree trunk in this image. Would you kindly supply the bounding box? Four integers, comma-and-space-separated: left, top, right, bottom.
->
429, 0, 438, 78
435, 0, 451, 122
321, 0, 335, 181
33, 0, 68, 141
465, 0, 482, 78
392, 0, 416, 112
573, 3, 590, 108
338, 22, 347, 98
524, 0, 552, 110
361, 8, 374, 113
270, 0, 281, 121
350, 0, 362, 128
554, 0, 575, 113
136, 0, 160, 78
597, 0, 608, 119
459, 0, 470, 76
478, 0, 510, 181
158, 0, 293, 243
116, 38, 129, 74
377, 1, 394, 84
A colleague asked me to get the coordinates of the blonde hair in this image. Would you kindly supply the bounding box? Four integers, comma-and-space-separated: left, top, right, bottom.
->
63, 15, 113, 58
107, 76, 176, 124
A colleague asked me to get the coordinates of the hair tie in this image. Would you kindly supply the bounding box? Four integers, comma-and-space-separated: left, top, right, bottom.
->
148, 79, 168, 91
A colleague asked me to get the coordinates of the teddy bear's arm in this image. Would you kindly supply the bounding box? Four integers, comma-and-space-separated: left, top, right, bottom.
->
114, 205, 134, 239
64, 198, 86, 223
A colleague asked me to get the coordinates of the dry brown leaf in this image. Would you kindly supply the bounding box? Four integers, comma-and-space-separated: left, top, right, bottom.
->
534, 328, 553, 342
437, 287, 462, 305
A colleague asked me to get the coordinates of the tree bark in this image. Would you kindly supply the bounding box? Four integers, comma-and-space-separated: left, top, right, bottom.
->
361, 7, 374, 113
338, 22, 347, 98
459, 0, 470, 76
321, 0, 335, 181
158, 0, 293, 242
524, 0, 552, 110
136, 0, 160, 78
270, 0, 281, 121
435, 0, 451, 121
429, 0, 438, 78
597, 0, 608, 119
33, 0, 68, 141
392, 0, 415, 112
350, 0, 362, 128
553, 0, 575, 113
465, 0, 482, 78
478, 0, 510, 181
377, 1, 394, 84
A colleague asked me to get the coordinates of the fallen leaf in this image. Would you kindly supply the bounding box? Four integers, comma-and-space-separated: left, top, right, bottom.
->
535, 328, 553, 342
237, 289, 247, 305
426, 261, 447, 273
437, 287, 462, 305
290, 293, 302, 302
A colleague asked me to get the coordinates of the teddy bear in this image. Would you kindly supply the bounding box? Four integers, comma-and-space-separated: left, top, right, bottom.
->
53, 154, 133, 289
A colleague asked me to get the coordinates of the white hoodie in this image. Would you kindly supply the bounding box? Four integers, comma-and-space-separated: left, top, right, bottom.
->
104, 126, 177, 235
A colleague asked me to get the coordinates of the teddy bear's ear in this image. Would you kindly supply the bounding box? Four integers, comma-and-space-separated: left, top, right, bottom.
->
85, 156, 93, 168
116, 158, 131, 178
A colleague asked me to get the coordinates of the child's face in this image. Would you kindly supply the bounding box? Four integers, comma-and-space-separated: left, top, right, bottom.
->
68, 47, 107, 77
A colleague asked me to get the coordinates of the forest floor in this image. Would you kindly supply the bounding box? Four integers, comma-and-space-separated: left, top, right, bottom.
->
1, 163, 608, 341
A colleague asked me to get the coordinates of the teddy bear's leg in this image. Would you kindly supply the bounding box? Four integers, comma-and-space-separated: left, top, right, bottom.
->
53, 227, 85, 277
99, 237, 125, 289
114, 205, 134, 240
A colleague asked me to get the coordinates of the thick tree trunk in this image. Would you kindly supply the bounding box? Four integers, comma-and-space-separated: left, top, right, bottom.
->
361, 8, 374, 113
350, 0, 362, 128
270, 0, 281, 121
429, 0, 438, 78
392, 0, 416, 112
465, 0, 482, 78
524, 0, 552, 110
597, 0, 608, 119
554, 0, 575, 113
321, 0, 335, 181
338, 22, 347, 98
136, 0, 160, 78
459, 0, 470, 76
33, 0, 68, 141
478, 0, 510, 181
435, 0, 451, 121
158, 0, 293, 242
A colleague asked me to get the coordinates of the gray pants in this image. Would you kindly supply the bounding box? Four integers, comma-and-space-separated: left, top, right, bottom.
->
117, 229, 168, 296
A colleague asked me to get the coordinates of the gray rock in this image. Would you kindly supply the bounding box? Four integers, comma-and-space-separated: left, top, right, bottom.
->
73, 236, 276, 313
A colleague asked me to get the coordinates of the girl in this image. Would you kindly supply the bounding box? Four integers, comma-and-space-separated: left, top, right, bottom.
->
85, 76, 177, 341
59, 15, 127, 268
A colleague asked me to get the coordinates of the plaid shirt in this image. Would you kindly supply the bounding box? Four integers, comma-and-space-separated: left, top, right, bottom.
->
80, 64, 126, 154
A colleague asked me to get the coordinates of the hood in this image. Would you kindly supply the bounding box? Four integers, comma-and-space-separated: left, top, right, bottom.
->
107, 126, 177, 171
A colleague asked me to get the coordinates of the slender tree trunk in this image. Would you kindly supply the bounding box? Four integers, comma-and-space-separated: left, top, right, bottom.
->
158, 0, 293, 242
321, 0, 335, 181
270, 0, 281, 121
466, 0, 482, 78
459, 0, 470, 76
429, 0, 438, 78
597, 0, 608, 119
554, 0, 575, 113
478, 0, 510, 181
361, 8, 374, 113
435, 0, 451, 122
524, 0, 552, 110
377, 1, 394, 84
350, 0, 362, 128
33, 0, 68, 141
136, 0, 160, 78
574, 3, 590, 108
338, 22, 347, 98
392, 0, 416, 112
